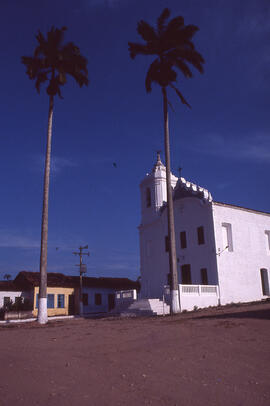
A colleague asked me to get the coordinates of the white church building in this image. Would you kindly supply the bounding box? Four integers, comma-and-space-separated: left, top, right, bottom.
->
139, 153, 270, 311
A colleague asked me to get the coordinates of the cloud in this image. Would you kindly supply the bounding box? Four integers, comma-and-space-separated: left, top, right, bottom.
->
0, 230, 39, 249
33, 154, 77, 175
188, 133, 270, 164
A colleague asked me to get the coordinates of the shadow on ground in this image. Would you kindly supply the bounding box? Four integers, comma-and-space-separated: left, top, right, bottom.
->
194, 307, 270, 321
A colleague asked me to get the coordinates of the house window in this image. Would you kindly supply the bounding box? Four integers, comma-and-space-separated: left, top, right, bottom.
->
3, 297, 10, 307
197, 226, 205, 245
57, 294, 65, 308
47, 294, 55, 309
95, 293, 102, 305
201, 268, 208, 285
180, 231, 187, 249
222, 223, 233, 252
165, 235, 169, 252
146, 188, 151, 207
181, 264, 192, 284
83, 293, 88, 306
15, 297, 21, 305
36, 293, 39, 308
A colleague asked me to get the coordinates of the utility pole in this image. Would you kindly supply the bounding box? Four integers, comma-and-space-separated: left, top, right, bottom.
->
73, 245, 89, 316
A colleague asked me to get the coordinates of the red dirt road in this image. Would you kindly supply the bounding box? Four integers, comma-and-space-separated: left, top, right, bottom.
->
0, 302, 269, 406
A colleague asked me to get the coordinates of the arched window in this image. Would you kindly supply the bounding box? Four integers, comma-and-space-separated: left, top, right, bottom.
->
146, 187, 151, 207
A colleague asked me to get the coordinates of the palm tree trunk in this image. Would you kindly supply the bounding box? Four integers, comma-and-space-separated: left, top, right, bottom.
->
162, 87, 180, 314
38, 95, 54, 324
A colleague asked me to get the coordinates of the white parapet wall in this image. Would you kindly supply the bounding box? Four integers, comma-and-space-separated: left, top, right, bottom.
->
179, 284, 219, 311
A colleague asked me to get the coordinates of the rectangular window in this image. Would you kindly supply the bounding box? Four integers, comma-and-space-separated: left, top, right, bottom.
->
181, 264, 192, 284
36, 293, 39, 308
165, 235, 169, 252
201, 268, 208, 285
260, 269, 269, 296
15, 297, 20, 304
180, 231, 187, 249
57, 294, 65, 308
222, 223, 233, 252
47, 294, 55, 309
197, 226, 205, 245
146, 188, 151, 207
95, 293, 102, 306
3, 297, 10, 307
82, 293, 88, 306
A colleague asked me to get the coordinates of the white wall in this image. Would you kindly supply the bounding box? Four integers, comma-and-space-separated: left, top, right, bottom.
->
140, 196, 219, 299
179, 284, 219, 311
213, 202, 270, 305
0, 291, 23, 307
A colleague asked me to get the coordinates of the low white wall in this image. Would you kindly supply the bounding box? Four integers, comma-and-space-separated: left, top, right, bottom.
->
179, 284, 219, 311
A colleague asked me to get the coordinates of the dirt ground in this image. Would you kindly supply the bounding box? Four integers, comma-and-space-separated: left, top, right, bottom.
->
0, 302, 269, 406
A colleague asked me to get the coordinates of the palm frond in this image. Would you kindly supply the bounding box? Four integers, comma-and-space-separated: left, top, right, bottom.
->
177, 24, 199, 42
173, 59, 193, 78
169, 83, 191, 108
35, 71, 49, 93
145, 58, 160, 92
128, 42, 154, 59
157, 8, 170, 34
166, 16, 184, 33
137, 20, 157, 43
35, 31, 47, 57
167, 98, 175, 112
22, 26, 88, 97
21, 56, 45, 79
173, 49, 204, 73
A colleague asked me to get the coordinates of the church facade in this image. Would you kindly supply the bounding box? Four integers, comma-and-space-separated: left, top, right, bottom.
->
139, 154, 270, 309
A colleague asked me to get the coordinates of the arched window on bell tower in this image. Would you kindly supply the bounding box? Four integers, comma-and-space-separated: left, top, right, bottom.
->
146, 187, 151, 207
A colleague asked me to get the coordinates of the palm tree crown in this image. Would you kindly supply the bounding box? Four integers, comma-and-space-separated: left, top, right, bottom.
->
22, 26, 88, 98
128, 8, 204, 107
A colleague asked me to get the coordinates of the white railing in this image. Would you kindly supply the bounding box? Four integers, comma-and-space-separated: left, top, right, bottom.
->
182, 285, 200, 294
178, 284, 219, 311
180, 284, 218, 296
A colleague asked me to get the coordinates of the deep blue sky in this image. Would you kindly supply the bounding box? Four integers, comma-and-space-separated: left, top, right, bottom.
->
0, 0, 269, 280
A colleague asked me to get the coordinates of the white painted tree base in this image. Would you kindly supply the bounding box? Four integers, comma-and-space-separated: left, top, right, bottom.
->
38, 297, 48, 324
171, 289, 181, 314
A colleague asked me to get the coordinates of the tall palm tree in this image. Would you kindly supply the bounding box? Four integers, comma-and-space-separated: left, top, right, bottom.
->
22, 26, 88, 324
128, 8, 204, 313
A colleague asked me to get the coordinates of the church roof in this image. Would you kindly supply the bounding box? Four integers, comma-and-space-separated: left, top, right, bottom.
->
173, 177, 212, 202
